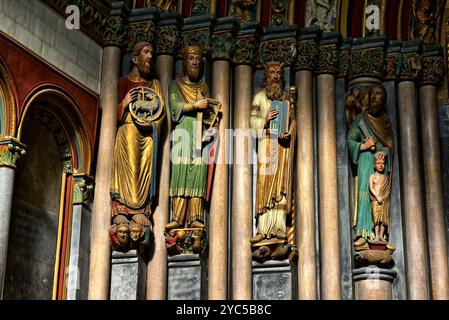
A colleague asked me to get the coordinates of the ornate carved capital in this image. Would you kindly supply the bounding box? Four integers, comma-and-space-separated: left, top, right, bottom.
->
102, 3, 129, 48
420, 45, 445, 86
260, 38, 296, 65
295, 39, 317, 71
338, 39, 351, 78
211, 17, 238, 61
233, 23, 261, 65
73, 174, 95, 206
181, 16, 214, 57
316, 32, 340, 75
348, 37, 386, 80
399, 41, 422, 81
0, 137, 26, 169
127, 21, 156, 52
384, 41, 402, 81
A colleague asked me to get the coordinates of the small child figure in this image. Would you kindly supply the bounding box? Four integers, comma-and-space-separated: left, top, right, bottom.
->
369, 151, 389, 243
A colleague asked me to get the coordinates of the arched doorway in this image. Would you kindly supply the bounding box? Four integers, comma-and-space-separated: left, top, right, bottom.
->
3, 88, 92, 300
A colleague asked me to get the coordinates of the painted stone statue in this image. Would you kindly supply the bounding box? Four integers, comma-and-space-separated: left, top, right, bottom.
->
346, 83, 395, 267
109, 41, 165, 254
165, 45, 221, 255
249, 62, 297, 263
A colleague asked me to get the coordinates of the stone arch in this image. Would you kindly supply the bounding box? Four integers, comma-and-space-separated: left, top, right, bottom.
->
0, 56, 18, 137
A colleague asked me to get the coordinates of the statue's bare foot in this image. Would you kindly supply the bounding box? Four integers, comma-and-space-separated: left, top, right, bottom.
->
113, 215, 129, 225
190, 220, 205, 229
165, 221, 180, 230
250, 234, 264, 244
132, 213, 151, 227
275, 230, 287, 240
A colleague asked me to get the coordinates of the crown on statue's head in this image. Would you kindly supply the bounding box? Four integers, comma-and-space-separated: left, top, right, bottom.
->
182, 45, 203, 58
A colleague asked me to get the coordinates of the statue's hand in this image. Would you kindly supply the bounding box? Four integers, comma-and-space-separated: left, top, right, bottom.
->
122, 90, 137, 108
194, 98, 209, 111
279, 132, 291, 140
360, 137, 376, 151
264, 108, 279, 128
202, 127, 218, 143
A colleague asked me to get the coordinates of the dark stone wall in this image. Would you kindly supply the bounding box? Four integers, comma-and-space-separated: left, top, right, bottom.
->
439, 105, 449, 251
4, 120, 62, 299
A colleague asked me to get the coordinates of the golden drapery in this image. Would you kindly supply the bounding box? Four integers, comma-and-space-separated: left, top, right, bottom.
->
110, 77, 165, 216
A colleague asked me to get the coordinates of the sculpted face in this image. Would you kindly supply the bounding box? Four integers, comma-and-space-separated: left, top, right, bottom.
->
369, 86, 385, 115
185, 53, 202, 82
134, 45, 153, 78
117, 225, 130, 245
374, 159, 385, 173
130, 225, 143, 241
265, 64, 283, 101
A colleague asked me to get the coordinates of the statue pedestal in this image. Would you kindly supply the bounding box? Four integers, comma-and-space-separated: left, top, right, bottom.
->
353, 266, 397, 300
110, 250, 147, 300
253, 259, 297, 300
167, 254, 207, 300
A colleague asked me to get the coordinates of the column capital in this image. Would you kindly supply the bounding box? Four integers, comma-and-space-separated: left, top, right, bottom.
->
102, 2, 129, 48
384, 40, 403, 81
259, 26, 298, 66
316, 32, 341, 76
420, 45, 445, 87
338, 37, 352, 78
348, 36, 387, 80
295, 27, 320, 71
0, 137, 26, 169
126, 8, 159, 52
399, 40, 423, 82
181, 15, 215, 58
73, 174, 95, 206
156, 12, 183, 56
233, 22, 262, 66
353, 266, 398, 283
211, 17, 239, 61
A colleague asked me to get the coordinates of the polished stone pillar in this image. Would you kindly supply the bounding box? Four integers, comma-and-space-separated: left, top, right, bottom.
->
0, 138, 25, 299
353, 267, 397, 300
88, 46, 121, 300
232, 64, 253, 300
145, 54, 173, 300
419, 48, 449, 299
397, 43, 430, 299
208, 59, 230, 299
295, 67, 317, 300
316, 35, 341, 300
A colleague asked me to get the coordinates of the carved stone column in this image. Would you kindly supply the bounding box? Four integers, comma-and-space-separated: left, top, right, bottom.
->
231, 23, 259, 300
294, 28, 319, 300
419, 45, 449, 300
88, 3, 127, 300
353, 267, 397, 300
146, 13, 181, 301
397, 41, 430, 300
0, 137, 25, 299
316, 33, 341, 300
67, 175, 94, 300
207, 17, 237, 300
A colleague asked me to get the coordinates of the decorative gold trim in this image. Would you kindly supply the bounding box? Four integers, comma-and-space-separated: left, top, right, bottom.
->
18, 88, 92, 175
0, 61, 17, 137
340, 0, 350, 37
397, 0, 404, 40
288, 0, 295, 25
52, 171, 67, 300
362, 0, 368, 37
62, 180, 75, 300
380, 0, 386, 34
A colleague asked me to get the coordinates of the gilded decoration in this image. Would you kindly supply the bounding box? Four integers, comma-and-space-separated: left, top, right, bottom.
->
127, 21, 156, 52
295, 39, 317, 71
144, 0, 177, 11
260, 38, 296, 66
233, 36, 258, 65
316, 44, 339, 75
230, 0, 257, 23
346, 82, 395, 268
384, 52, 402, 80
348, 47, 384, 79
156, 24, 181, 56
270, 0, 289, 27
103, 16, 128, 47
411, 0, 445, 44
0, 137, 26, 169
421, 55, 445, 85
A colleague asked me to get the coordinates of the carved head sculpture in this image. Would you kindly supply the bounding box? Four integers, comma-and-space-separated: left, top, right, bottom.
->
182, 45, 203, 82
130, 222, 145, 242
373, 151, 387, 173
368, 85, 386, 116
131, 41, 153, 79
264, 62, 284, 101
116, 222, 130, 245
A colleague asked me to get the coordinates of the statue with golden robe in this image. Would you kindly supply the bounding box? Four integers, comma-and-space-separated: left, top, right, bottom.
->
249, 62, 297, 263
109, 41, 165, 253
164, 45, 221, 255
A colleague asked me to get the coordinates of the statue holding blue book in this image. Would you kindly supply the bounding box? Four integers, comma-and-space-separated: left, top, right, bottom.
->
249, 62, 297, 263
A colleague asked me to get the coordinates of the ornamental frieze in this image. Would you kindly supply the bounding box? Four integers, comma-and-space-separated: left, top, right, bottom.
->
348, 47, 384, 79
259, 38, 296, 65
127, 21, 156, 52
156, 24, 181, 56
316, 44, 339, 75
295, 39, 317, 71
421, 56, 444, 86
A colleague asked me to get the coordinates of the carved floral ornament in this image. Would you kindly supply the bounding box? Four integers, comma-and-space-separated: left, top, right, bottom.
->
0, 137, 26, 169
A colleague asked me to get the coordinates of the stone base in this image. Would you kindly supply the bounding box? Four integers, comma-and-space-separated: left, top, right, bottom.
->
253, 259, 297, 300
167, 254, 207, 300
353, 266, 397, 300
251, 239, 295, 263
110, 250, 146, 300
